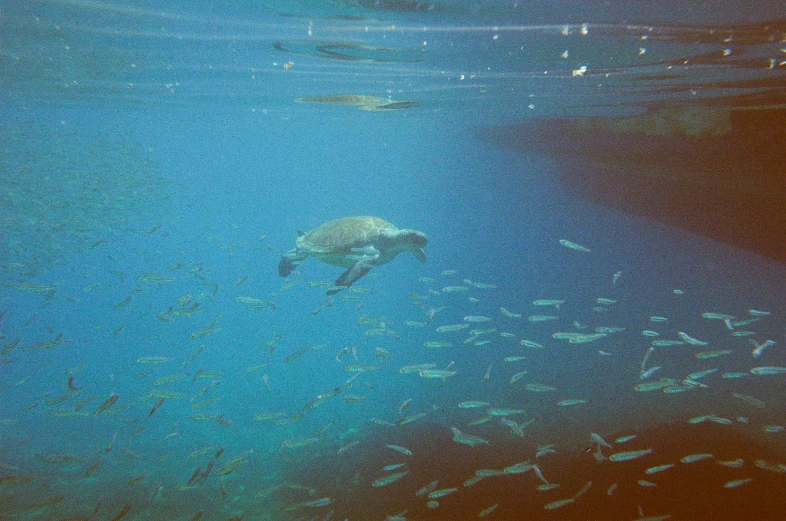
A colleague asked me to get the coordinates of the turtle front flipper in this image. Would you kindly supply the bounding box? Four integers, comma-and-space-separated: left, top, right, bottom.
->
278, 248, 306, 277
328, 258, 374, 295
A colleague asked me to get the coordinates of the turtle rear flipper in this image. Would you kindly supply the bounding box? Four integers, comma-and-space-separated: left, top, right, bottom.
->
278, 249, 306, 277
329, 258, 374, 294
278, 257, 296, 277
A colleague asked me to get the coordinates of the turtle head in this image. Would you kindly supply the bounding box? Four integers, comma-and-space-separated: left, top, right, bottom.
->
400, 229, 427, 262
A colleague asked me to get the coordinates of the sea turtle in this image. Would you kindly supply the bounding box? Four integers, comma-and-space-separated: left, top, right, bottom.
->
278, 216, 427, 294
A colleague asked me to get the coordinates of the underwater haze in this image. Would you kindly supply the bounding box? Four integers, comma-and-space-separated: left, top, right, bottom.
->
2, 1, 786, 520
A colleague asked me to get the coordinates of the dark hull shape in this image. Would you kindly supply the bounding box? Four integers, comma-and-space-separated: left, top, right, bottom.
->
485, 107, 786, 264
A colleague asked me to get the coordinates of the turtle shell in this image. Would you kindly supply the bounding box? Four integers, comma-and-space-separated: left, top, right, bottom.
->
298, 216, 397, 254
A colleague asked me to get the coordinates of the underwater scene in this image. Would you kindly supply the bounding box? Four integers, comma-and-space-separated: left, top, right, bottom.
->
2, 1, 786, 520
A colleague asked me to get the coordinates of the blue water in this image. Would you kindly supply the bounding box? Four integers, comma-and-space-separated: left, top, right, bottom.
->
2, 1, 786, 520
